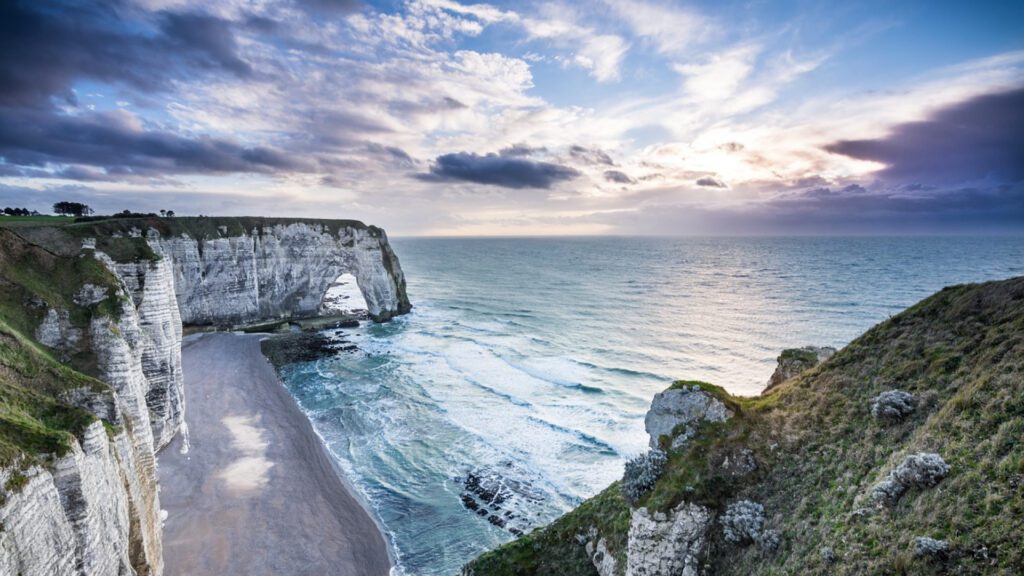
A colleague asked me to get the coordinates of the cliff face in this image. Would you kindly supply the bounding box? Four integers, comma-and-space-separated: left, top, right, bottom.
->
154, 221, 410, 324
0, 217, 410, 576
466, 277, 1024, 576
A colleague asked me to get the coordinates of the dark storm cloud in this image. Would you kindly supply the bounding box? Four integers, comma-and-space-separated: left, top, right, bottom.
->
826, 88, 1024, 185
0, 0, 253, 108
0, 109, 313, 176
0, 1, 295, 179
603, 170, 635, 184
419, 152, 580, 189
696, 176, 727, 188
569, 145, 614, 166
294, 0, 363, 16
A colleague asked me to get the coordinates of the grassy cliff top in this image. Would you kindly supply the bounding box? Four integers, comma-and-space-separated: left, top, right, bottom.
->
2, 215, 383, 263
65, 215, 376, 240
467, 276, 1024, 575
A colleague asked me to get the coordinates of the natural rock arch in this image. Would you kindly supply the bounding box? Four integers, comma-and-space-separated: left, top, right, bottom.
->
151, 221, 411, 324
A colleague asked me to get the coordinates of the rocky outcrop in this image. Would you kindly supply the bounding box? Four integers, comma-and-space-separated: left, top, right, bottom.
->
585, 534, 618, 576
0, 217, 411, 576
765, 346, 835, 390
626, 502, 712, 576
644, 385, 732, 449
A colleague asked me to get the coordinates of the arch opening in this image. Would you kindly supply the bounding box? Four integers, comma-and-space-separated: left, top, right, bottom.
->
320, 272, 370, 319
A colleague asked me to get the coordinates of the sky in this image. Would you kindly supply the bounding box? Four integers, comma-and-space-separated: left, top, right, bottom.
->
1, 0, 1022, 236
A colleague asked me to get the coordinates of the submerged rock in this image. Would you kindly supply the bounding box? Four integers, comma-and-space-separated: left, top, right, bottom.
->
645, 385, 731, 449
871, 390, 916, 423
766, 346, 835, 390
457, 462, 543, 537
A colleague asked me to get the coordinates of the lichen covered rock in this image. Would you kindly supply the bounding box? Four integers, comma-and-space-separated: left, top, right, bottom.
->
893, 453, 950, 488
871, 390, 916, 423
872, 452, 949, 506
622, 449, 667, 504
914, 536, 949, 559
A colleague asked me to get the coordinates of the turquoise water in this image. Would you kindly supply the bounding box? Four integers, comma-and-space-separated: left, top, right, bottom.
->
279, 236, 1024, 575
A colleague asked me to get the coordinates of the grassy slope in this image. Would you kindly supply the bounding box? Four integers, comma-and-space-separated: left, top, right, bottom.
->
467, 277, 1024, 575
0, 319, 108, 473
0, 228, 121, 497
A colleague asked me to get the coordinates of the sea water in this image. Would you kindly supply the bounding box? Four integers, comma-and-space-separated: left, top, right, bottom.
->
278, 236, 1024, 575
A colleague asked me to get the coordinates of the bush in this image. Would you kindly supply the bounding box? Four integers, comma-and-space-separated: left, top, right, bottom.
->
621, 449, 667, 504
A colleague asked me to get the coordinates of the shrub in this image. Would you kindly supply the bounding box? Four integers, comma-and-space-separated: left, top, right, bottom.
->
621, 449, 667, 504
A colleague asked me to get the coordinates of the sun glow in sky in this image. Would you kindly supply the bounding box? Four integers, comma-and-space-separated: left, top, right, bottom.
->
1, 0, 1022, 235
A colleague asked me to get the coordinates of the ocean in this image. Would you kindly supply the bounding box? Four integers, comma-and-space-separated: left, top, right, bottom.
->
277, 236, 1024, 575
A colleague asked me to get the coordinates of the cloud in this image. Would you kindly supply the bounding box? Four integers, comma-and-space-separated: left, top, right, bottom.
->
420, 151, 580, 189
500, 144, 548, 157
570, 145, 614, 165
674, 45, 760, 101
696, 176, 727, 188
295, 0, 363, 16
521, 6, 629, 83
0, 1, 252, 107
826, 88, 1024, 186
603, 0, 708, 55
604, 170, 635, 184
0, 108, 312, 176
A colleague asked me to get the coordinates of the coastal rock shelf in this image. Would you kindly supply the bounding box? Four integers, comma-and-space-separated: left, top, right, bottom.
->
0, 217, 410, 576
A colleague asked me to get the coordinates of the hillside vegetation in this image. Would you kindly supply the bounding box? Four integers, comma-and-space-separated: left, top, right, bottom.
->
467, 277, 1024, 575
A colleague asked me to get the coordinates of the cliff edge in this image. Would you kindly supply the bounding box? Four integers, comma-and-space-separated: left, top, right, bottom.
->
0, 216, 410, 576
465, 276, 1024, 575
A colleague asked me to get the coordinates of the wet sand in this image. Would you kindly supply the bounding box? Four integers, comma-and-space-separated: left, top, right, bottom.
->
159, 332, 392, 576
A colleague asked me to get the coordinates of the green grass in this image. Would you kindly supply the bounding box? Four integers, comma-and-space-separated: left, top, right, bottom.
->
465, 277, 1024, 575
0, 215, 74, 228
0, 318, 109, 473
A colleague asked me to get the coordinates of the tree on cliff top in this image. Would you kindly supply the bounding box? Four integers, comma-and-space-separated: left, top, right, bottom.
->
53, 201, 93, 216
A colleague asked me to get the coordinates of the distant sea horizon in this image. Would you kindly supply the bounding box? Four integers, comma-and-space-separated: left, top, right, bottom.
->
280, 235, 1024, 575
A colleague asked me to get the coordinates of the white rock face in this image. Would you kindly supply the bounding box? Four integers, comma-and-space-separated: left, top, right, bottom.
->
586, 536, 619, 576
35, 307, 82, 361
110, 247, 185, 450
154, 223, 410, 324
1, 219, 411, 576
0, 423, 136, 576
626, 502, 712, 576
645, 385, 732, 449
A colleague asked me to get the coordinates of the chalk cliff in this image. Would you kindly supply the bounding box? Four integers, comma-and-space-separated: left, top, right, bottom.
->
0, 217, 410, 576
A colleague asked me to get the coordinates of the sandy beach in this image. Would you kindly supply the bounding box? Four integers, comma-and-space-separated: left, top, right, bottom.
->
158, 332, 392, 576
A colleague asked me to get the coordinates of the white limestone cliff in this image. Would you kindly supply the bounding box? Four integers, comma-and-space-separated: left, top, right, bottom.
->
153, 222, 410, 324
0, 219, 410, 576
